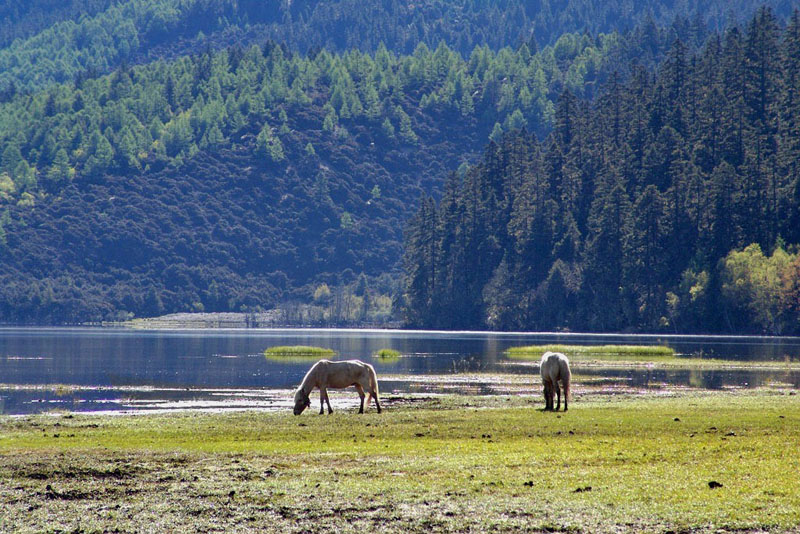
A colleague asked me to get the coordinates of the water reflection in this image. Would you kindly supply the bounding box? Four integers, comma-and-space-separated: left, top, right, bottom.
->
0, 328, 799, 414
575, 366, 800, 390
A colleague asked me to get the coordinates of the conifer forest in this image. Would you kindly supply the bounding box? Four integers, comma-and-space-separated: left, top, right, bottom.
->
0, 0, 798, 333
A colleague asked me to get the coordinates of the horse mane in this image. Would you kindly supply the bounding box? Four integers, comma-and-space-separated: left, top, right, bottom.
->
297, 359, 329, 395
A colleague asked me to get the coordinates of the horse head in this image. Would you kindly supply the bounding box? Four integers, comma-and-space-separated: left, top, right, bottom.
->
293, 388, 311, 415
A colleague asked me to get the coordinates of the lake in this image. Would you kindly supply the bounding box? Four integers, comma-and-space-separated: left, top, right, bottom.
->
1, 328, 799, 415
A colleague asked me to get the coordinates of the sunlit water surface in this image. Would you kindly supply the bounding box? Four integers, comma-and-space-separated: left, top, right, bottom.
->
1, 328, 799, 414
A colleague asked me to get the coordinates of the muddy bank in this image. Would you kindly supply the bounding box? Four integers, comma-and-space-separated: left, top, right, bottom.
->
2, 371, 797, 416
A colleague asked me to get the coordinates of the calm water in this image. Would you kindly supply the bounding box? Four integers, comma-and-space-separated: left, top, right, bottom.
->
1, 328, 799, 414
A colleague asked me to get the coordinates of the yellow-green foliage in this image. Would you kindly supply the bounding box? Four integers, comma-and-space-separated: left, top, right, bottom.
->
721, 243, 799, 334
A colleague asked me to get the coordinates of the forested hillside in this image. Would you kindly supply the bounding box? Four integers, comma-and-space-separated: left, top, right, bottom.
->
403, 8, 800, 334
1, 2, 797, 329
0, 0, 119, 47
1, 0, 795, 94
0, 20, 685, 323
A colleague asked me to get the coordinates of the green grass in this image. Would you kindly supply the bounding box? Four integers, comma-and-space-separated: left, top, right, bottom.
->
0, 392, 798, 532
263, 345, 335, 360
374, 348, 401, 361
507, 344, 676, 359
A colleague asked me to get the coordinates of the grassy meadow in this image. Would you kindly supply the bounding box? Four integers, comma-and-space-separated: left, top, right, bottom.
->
1, 390, 799, 533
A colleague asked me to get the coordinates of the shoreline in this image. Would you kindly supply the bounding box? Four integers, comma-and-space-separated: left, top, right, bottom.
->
1, 375, 797, 417
3, 318, 800, 340
113, 311, 403, 330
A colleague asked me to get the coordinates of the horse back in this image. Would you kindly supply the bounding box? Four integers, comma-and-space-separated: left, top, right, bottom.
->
318, 359, 371, 389
541, 351, 570, 383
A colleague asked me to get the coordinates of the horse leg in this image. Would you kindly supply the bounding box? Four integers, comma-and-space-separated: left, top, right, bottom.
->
355, 383, 366, 414
543, 380, 553, 410
556, 382, 562, 411
364, 386, 382, 413
320, 387, 333, 414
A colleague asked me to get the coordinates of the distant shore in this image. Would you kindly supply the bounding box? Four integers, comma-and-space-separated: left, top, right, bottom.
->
113, 311, 401, 330
116, 311, 282, 329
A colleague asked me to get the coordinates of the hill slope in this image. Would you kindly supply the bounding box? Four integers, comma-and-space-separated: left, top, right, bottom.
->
0, 99, 480, 321
1, 4, 796, 326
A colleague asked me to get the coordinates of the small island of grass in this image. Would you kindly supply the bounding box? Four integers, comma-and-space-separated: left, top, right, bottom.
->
264, 346, 335, 360
506, 344, 675, 360
373, 348, 401, 361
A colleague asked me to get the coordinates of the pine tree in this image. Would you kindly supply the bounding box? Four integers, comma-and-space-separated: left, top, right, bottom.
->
626, 185, 669, 326
660, 39, 689, 136
720, 27, 746, 168
402, 196, 437, 326
743, 7, 781, 144
582, 176, 632, 330
257, 123, 285, 163
780, 10, 800, 244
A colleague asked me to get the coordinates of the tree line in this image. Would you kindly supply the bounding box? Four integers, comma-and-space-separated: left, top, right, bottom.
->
403, 8, 800, 334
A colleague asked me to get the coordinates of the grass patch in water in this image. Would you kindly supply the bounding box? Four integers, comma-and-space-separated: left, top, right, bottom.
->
507, 344, 675, 360
0, 392, 798, 532
373, 348, 401, 361
263, 345, 335, 360
51, 384, 77, 396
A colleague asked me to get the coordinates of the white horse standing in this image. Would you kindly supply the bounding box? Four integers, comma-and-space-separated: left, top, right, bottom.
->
540, 351, 571, 411
293, 359, 382, 415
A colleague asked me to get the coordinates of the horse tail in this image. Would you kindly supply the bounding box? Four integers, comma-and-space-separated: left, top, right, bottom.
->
367, 363, 380, 397
366, 363, 382, 413
561, 357, 571, 402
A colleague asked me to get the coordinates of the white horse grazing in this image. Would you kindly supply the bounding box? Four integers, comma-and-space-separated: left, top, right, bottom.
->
293, 359, 382, 415
540, 351, 571, 411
